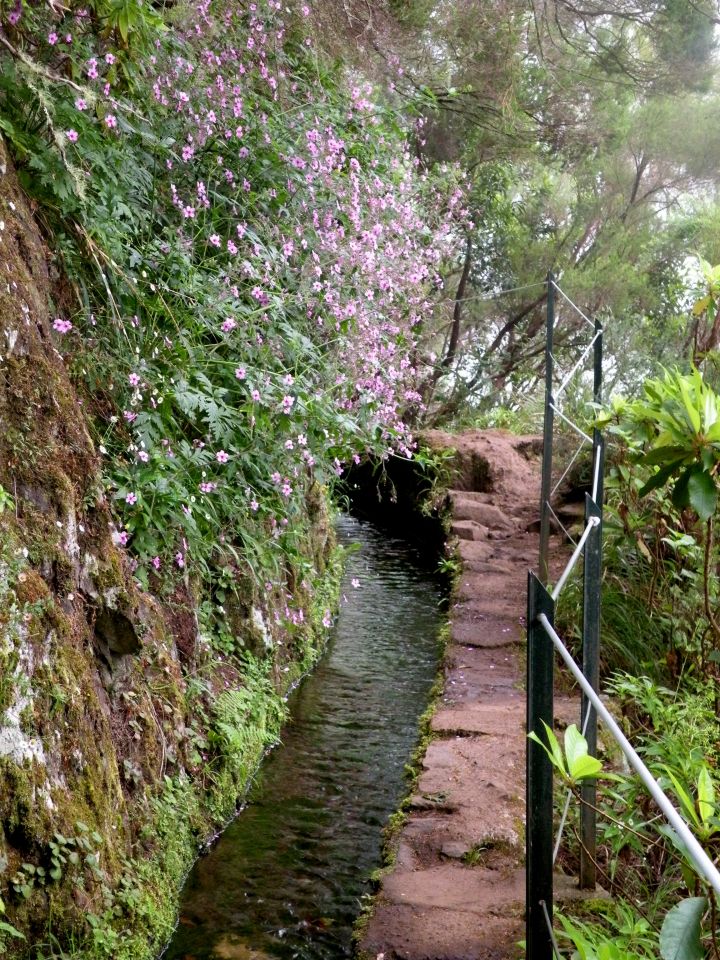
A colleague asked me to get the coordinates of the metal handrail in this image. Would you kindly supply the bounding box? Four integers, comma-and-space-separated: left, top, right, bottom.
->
538, 612, 720, 898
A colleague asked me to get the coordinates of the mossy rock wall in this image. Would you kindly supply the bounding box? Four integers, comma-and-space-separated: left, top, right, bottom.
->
0, 137, 340, 958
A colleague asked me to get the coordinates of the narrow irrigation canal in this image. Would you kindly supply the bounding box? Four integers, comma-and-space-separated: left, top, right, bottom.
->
163, 514, 445, 960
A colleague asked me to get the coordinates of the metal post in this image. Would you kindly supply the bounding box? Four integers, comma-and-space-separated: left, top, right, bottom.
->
527, 572, 556, 960
539, 274, 555, 585
580, 320, 603, 889
579, 490, 602, 888
593, 320, 603, 406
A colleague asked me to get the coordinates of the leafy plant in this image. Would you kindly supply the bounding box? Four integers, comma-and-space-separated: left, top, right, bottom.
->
659, 897, 707, 960
0, 895, 24, 954
527, 722, 604, 786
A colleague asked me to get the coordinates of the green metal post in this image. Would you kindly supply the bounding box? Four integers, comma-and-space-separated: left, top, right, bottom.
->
580, 320, 603, 889
539, 274, 555, 585
580, 489, 602, 888
527, 572, 555, 960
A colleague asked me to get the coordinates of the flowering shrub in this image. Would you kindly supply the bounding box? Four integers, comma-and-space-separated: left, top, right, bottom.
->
0, 0, 466, 605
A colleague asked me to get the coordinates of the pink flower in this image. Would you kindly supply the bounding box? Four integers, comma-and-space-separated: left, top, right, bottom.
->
235, 366, 246, 379
75, 98, 87, 110
47, 32, 58, 45
271, 472, 282, 484
221, 318, 236, 333
128, 372, 140, 386
199, 481, 217, 493
105, 52, 115, 64
118, 530, 129, 546
216, 450, 229, 464
281, 482, 292, 497
250, 499, 259, 512
227, 239, 238, 255
66, 129, 79, 143
53, 318, 73, 334
251, 389, 261, 402
209, 234, 221, 247
183, 205, 196, 218
152, 556, 161, 570
281, 395, 294, 412
125, 492, 137, 505
105, 114, 117, 129
322, 610, 332, 628
175, 551, 185, 568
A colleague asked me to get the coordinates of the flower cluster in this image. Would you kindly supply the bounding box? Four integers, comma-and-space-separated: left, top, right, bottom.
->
1, 0, 467, 594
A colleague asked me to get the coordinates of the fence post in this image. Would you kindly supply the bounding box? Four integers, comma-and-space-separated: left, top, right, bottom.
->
538, 273, 555, 585
579, 487, 602, 888
580, 319, 603, 889
527, 572, 556, 960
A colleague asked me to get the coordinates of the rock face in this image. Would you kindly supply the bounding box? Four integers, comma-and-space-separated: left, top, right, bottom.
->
0, 138, 337, 956
360, 430, 543, 960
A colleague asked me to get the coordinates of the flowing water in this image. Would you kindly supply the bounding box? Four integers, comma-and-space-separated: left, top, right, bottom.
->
163, 515, 444, 960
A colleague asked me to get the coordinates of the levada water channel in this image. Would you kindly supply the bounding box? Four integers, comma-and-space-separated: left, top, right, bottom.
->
163, 514, 445, 960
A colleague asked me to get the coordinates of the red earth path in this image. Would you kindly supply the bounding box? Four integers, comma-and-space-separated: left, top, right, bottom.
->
359, 429, 547, 960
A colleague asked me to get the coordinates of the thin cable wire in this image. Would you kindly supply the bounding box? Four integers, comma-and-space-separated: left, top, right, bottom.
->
432, 280, 547, 308
540, 900, 564, 959
550, 439, 587, 499
555, 330, 602, 399
546, 502, 578, 548
550, 404, 593, 444
551, 281, 596, 331
552, 516, 600, 601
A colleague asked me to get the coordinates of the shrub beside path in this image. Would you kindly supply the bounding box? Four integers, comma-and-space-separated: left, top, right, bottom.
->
360, 430, 545, 960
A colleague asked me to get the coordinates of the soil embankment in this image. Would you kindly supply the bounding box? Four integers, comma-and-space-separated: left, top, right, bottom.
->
360, 430, 542, 960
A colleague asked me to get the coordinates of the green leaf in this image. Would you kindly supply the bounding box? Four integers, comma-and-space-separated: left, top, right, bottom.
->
697, 766, 715, 826
679, 378, 701, 434
660, 897, 706, 960
570, 754, 603, 781
642, 446, 688, 466
672, 468, 692, 511
0, 921, 24, 940
663, 768, 701, 828
639, 458, 687, 497
528, 721, 567, 777
118, 8, 130, 42
687, 468, 717, 521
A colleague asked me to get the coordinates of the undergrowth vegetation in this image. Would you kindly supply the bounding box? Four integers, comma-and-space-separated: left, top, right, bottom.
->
547, 351, 720, 958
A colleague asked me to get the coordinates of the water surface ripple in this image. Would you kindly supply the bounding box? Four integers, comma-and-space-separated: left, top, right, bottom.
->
164, 515, 443, 960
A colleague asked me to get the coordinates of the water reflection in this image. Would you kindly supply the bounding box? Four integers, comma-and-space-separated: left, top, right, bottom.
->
163, 515, 443, 960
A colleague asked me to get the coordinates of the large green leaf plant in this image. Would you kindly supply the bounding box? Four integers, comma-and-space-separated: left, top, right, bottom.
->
598, 368, 720, 645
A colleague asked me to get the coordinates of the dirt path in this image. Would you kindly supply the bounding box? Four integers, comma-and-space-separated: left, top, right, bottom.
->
359, 430, 545, 960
